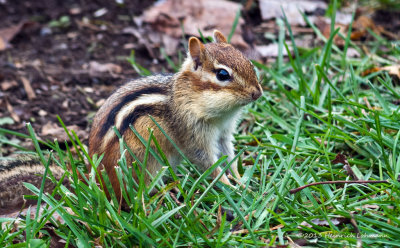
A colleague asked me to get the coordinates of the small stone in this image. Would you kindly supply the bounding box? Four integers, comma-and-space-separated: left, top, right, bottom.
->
38, 110, 47, 116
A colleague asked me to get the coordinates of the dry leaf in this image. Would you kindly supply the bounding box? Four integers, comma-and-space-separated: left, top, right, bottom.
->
162, 34, 180, 56
300, 217, 349, 228
259, 0, 327, 26
5, 99, 20, 123
0, 38, 7, 50
69, 7, 82, 15
332, 153, 358, 180
353, 16, 376, 33
315, 15, 392, 46
346, 48, 360, 58
142, 0, 248, 49
361, 65, 400, 79
314, 16, 347, 46
350, 30, 367, 41
122, 26, 158, 57
231, 229, 249, 235
361, 67, 380, 77
350, 16, 389, 41
0, 21, 34, 51
332, 153, 347, 165
20, 76, 36, 100
381, 65, 400, 79
0, 80, 18, 91
270, 223, 284, 231
287, 236, 304, 248
123, 43, 135, 50
355, 204, 380, 211
256, 43, 290, 58
40, 122, 85, 142
87, 61, 122, 77
75, 19, 101, 31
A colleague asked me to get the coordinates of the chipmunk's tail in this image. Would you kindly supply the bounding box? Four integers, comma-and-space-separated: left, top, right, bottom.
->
0, 155, 69, 216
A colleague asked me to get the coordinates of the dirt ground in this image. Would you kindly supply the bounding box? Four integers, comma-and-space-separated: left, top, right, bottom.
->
0, 0, 399, 155
0, 0, 159, 153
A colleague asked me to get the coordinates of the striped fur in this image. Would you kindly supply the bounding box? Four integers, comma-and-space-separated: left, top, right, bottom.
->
89, 30, 263, 203
101, 94, 168, 151
0, 156, 69, 215
99, 86, 168, 136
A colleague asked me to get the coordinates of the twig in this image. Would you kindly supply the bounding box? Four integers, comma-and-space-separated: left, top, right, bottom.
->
231, 229, 249, 235
349, 213, 362, 248
207, 205, 222, 238
20, 76, 36, 100
169, 191, 182, 205
5, 98, 21, 122
289, 179, 392, 194
191, 192, 209, 232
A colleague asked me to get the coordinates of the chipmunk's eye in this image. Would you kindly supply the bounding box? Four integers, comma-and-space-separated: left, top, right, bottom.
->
216, 69, 231, 81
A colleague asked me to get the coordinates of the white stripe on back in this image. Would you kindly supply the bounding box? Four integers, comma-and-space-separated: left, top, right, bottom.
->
115, 94, 167, 129
101, 94, 167, 151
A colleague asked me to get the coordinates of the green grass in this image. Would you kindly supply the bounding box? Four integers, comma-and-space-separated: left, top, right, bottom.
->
1, 7, 400, 248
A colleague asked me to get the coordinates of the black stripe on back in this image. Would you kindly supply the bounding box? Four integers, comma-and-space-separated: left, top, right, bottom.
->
0, 157, 41, 172
119, 104, 164, 135
99, 87, 166, 136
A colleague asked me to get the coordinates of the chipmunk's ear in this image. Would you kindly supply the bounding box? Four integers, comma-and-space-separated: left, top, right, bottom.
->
213, 30, 227, 43
188, 37, 205, 70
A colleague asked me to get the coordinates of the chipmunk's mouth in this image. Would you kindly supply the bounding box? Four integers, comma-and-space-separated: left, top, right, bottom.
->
239, 95, 258, 105
237, 99, 253, 107
240, 87, 262, 105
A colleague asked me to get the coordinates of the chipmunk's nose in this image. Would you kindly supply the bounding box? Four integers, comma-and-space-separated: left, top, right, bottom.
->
251, 86, 262, 100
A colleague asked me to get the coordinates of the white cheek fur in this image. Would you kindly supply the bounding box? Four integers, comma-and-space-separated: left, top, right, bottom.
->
200, 91, 240, 116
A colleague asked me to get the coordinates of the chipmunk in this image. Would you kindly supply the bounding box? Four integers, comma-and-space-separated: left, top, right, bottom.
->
89, 30, 262, 201
0, 30, 262, 214
0, 155, 70, 215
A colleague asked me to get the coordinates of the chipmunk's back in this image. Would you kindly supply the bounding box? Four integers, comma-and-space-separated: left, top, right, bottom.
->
89, 74, 173, 155
89, 73, 178, 200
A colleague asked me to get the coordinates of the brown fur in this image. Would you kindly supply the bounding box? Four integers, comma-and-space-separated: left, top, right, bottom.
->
205, 43, 259, 87
188, 72, 223, 92
0, 156, 69, 215
189, 37, 205, 70
89, 30, 263, 208
213, 30, 228, 43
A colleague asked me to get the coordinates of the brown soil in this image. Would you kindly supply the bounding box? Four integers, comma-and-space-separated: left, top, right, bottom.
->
0, 0, 157, 153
